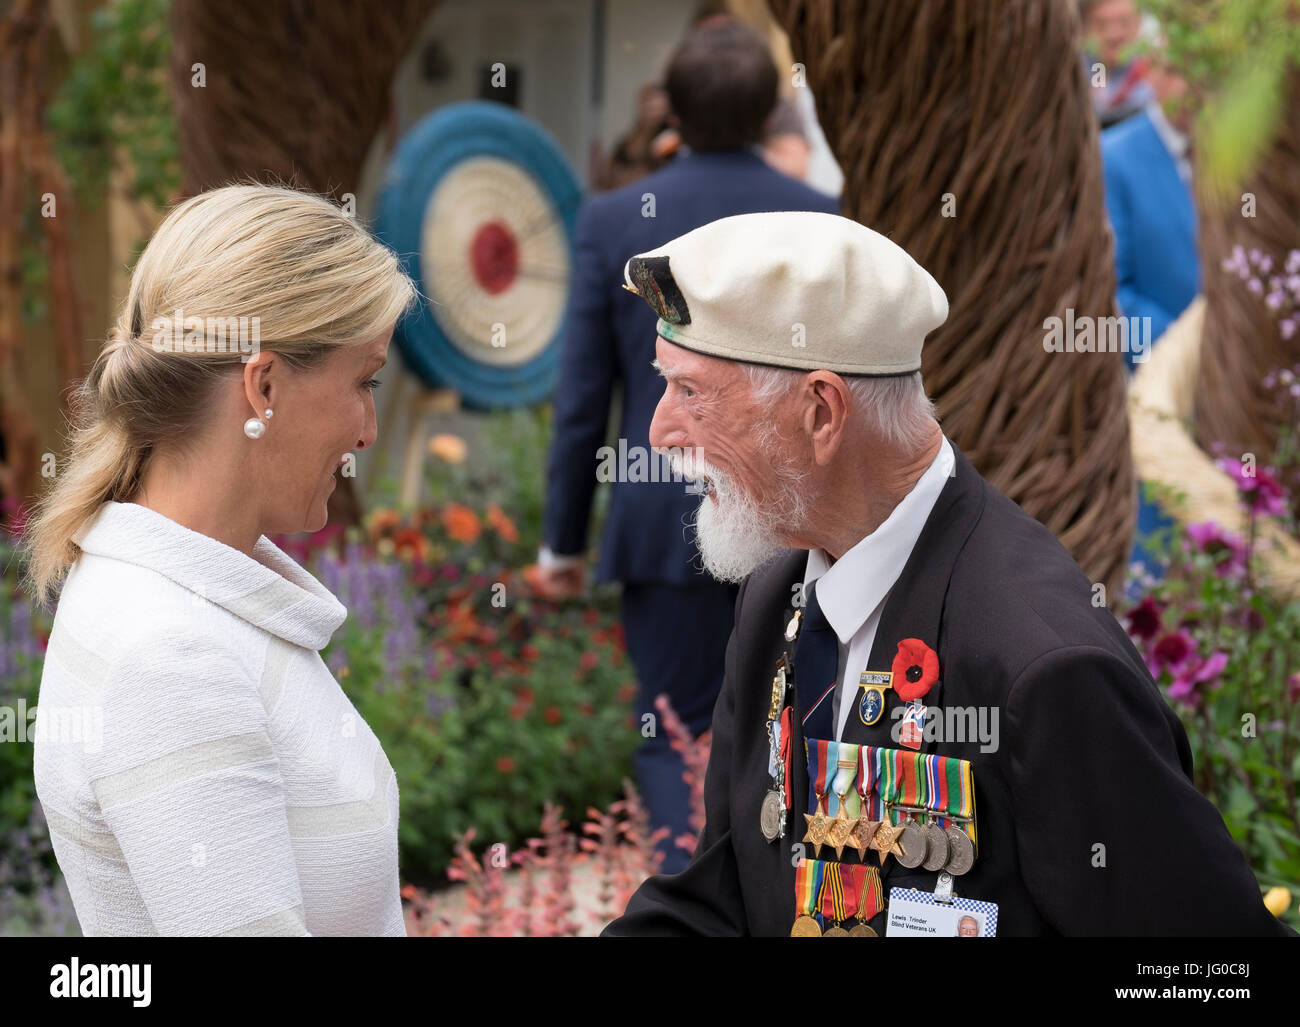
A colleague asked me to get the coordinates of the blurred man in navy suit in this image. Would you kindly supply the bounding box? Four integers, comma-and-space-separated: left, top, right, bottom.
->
538, 20, 839, 872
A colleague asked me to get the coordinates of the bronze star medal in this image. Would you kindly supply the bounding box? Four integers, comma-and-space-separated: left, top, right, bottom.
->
802, 795, 833, 859
826, 804, 857, 860
871, 819, 906, 870
848, 817, 880, 859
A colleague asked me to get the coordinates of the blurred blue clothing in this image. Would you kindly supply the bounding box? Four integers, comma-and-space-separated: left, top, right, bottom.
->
1101, 105, 1197, 579
1101, 105, 1199, 371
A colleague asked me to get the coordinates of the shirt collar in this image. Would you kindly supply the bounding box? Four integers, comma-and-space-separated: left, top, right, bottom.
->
802, 435, 955, 644
73, 501, 347, 650
1146, 100, 1189, 161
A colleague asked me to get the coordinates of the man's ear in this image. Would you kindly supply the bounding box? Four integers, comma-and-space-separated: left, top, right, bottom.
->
804, 372, 850, 466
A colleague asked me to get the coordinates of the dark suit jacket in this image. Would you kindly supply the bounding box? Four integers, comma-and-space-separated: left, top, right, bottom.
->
543, 147, 840, 585
604, 442, 1292, 936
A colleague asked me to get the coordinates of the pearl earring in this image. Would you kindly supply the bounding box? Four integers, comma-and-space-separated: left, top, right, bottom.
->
243, 417, 266, 439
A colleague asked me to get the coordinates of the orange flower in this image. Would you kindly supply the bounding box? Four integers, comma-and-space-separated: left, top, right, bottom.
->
428, 433, 467, 464
496, 756, 516, 774
368, 508, 401, 541
392, 527, 428, 561
485, 503, 519, 544
441, 503, 481, 543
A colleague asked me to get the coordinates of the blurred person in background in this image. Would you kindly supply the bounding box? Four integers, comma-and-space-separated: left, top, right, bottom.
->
1101, 47, 1197, 367
537, 19, 839, 873
1101, 42, 1198, 577
1081, 0, 1154, 128
603, 81, 678, 190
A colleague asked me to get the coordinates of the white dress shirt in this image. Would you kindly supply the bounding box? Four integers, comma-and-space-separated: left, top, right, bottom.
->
801, 436, 955, 740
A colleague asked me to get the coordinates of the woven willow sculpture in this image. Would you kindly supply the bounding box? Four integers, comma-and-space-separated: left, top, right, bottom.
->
168, 0, 439, 524
1194, 70, 1300, 507
770, 0, 1134, 596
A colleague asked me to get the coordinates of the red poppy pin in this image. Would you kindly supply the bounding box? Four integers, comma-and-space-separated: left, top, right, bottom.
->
891, 639, 940, 701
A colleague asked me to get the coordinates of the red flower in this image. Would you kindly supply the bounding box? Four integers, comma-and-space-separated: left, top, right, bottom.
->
892, 639, 939, 701
521, 644, 540, 662
544, 706, 562, 725
579, 652, 599, 672
1125, 597, 1163, 641
496, 756, 516, 774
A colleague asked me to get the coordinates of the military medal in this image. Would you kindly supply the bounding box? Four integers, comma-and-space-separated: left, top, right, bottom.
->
821, 860, 851, 936
760, 789, 784, 842
761, 662, 792, 843
802, 791, 832, 859
791, 857, 825, 936
870, 818, 906, 869
922, 819, 950, 871
895, 813, 927, 869
848, 863, 883, 936
857, 670, 892, 727
848, 745, 879, 858
943, 822, 976, 876
825, 744, 860, 859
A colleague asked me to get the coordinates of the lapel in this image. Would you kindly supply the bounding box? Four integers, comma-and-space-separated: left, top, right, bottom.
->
840, 440, 986, 748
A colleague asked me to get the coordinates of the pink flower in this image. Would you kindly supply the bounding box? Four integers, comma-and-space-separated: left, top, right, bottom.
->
1215, 459, 1289, 517
1147, 630, 1196, 677
1185, 521, 1248, 576
1167, 651, 1229, 706
1125, 597, 1164, 640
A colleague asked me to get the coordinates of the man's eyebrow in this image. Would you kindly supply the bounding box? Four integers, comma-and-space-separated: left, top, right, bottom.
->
651, 358, 686, 382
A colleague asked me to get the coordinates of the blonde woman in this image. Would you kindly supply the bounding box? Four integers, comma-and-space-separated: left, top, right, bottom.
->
24, 184, 417, 936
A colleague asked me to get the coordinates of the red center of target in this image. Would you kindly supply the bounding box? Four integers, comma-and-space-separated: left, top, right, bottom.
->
469, 221, 520, 295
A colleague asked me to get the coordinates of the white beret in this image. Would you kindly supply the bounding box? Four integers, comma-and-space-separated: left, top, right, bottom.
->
621, 211, 948, 376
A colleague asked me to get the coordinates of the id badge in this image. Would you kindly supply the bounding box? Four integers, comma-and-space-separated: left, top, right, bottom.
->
885, 887, 999, 937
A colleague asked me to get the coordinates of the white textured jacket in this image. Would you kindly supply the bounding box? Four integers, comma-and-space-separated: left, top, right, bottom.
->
34, 501, 404, 936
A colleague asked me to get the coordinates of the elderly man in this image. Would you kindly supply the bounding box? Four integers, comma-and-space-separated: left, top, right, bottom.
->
601, 211, 1291, 937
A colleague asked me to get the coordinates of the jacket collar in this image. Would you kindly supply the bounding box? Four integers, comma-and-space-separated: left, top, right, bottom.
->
73, 501, 346, 650
840, 440, 987, 744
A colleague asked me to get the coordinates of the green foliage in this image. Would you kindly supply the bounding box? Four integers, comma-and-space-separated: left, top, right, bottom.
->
1140, 0, 1300, 201
46, 0, 179, 209
322, 405, 638, 882
1125, 445, 1300, 928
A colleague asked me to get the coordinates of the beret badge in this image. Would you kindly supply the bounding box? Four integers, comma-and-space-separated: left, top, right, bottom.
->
624, 255, 691, 326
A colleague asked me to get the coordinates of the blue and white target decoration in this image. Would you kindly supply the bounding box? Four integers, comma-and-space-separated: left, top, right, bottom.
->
376, 101, 581, 409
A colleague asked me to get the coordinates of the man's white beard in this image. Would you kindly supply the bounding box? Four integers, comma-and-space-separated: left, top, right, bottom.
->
668, 442, 809, 584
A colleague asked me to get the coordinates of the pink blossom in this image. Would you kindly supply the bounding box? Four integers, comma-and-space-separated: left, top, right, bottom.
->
1185, 521, 1247, 576
1216, 459, 1290, 517
1167, 651, 1229, 706
1147, 630, 1196, 677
